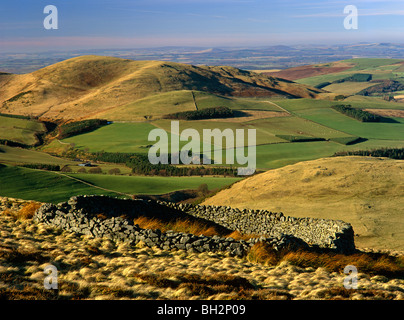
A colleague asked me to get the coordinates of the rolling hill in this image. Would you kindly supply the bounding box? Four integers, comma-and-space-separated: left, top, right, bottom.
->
0, 55, 323, 121
202, 156, 404, 251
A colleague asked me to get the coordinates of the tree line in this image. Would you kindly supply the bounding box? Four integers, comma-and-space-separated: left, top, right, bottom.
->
58, 119, 109, 139
334, 148, 404, 160
331, 105, 382, 122
90, 151, 239, 177
163, 106, 234, 120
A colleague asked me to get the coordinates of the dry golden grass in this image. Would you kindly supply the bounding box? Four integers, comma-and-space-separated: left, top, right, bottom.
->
0, 214, 403, 300
133, 216, 225, 237
203, 156, 404, 251
132, 216, 259, 240
363, 108, 404, 118
247, 242, 404, 279
16, 202, 43, 220
1, 201, 42, 220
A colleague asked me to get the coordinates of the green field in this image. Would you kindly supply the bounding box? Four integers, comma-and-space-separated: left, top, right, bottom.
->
153, 119, 286, 147
50, 95, 403, 171
98, 90, 198, 121
193, 92, 282, 111
0, 164, 240, 203
0, 165, 119, 203
0, 145, 74, 165
275, 99, 404, 141
60, 122, 159, 153
297, 58, 404, 88
292, 108, 404, 140
247, 116, 355, 140
0, 115, 47, 146
68, 173, 241, 196
96, 90, 285, 121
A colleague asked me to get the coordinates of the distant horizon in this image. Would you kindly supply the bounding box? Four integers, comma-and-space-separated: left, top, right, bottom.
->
2, 41, 404, 55
1, 1, 404, 53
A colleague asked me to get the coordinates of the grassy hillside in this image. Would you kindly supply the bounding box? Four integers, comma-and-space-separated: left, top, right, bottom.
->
0, 115, 47, 146
0, 165, 119, 203
0, 164, 240, 204
0, 55, 323, 121
0, 145, 74, 166
67, 173, 240, 196
203, 156, 404, 251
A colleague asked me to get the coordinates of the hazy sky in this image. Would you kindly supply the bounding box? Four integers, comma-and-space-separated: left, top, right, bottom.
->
1, 0, 404, 52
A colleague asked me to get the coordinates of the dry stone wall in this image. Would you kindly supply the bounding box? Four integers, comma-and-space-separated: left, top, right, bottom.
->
33, 195, 356, 255
162, 201, 356, 253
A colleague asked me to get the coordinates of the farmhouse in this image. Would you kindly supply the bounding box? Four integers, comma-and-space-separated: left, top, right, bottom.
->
78, 162, 93, 167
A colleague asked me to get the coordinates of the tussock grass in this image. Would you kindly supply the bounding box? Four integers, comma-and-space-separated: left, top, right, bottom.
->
130, 271, 288, 300
16, 202, 43, 220
132, 216, 259, 240
0, 214, 403, 300
133, 216, 224, 237
0, 246, 48, 264
247, 242, 404, 278
1, 201, 42, 220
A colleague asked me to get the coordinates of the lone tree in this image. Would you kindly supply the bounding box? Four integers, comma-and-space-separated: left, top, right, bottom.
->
197, 183, 209, 196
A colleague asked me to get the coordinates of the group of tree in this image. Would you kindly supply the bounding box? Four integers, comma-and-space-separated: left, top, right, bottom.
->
316, 74, 373, 89
163, 106, 234, 121
334, 73, 373, 83
334, 148, 404, 160
19, 163, 61, 171
89, 151, 239, 177
357, 80, 404, 96
0, 113, 32, 120
331, 105, 383, 122
57, 119, 109, 139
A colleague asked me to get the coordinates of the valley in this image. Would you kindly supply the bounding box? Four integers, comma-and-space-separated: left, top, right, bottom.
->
0, 55, 403, 252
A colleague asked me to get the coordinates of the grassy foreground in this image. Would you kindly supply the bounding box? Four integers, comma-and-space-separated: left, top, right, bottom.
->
0, 204, 403, 300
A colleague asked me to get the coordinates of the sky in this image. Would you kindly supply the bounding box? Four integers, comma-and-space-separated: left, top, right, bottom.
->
1, 0, 404, 52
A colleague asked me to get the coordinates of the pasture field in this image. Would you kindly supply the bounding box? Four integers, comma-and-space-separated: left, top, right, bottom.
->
253, 141, 344, 169
68, 173, 241, 196
253, 138, 404, 170
297, 58, 404, 88
96, 90, 286, 122
45, 95, 403, 172
0, 145, 74, 166
291, 108, 404, 140
61, 122, 158, 154
0, 165, 119, 203
0, 163, 240, 203
152, 119, 286, 147
96, 90, 198, 121
0, 115, 47, 146
247, 116, 355, 140
193, 92, 283, 111
342, 58, 404, 71
322, 82, 376, 95
275, 98, 404, 139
